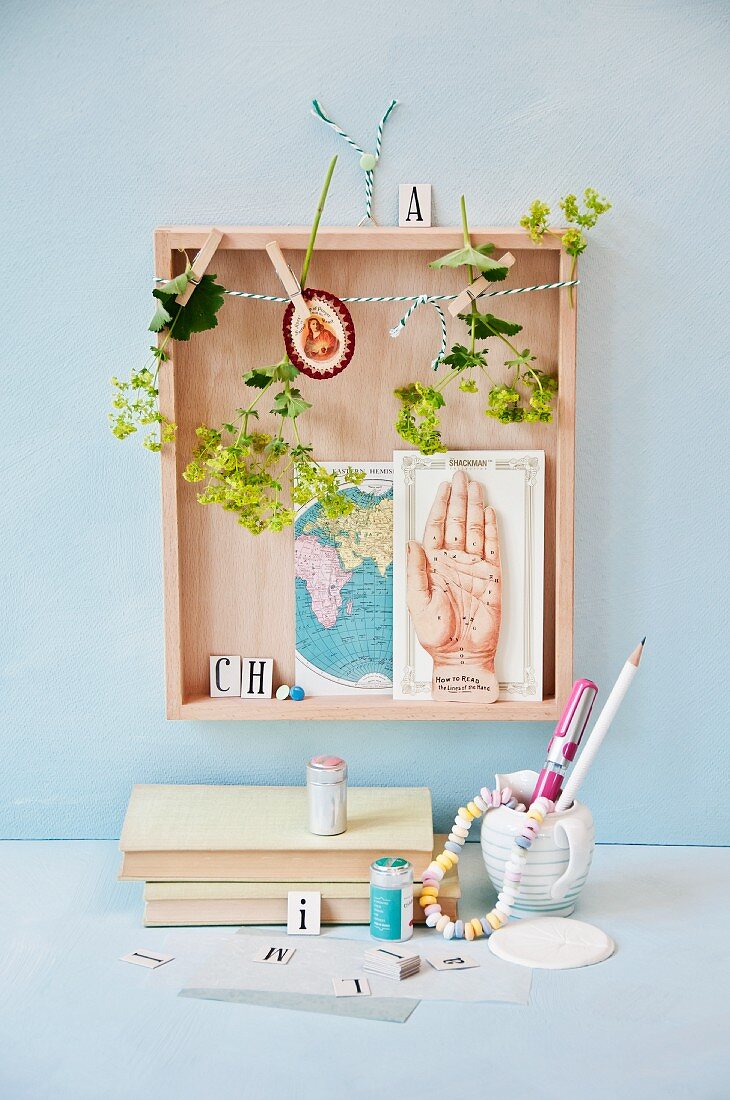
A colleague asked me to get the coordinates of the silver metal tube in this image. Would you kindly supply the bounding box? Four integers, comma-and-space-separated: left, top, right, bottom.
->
306, 755, 347, 836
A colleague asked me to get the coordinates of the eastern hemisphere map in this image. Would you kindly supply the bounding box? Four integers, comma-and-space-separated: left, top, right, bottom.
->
294, 463, 393, 695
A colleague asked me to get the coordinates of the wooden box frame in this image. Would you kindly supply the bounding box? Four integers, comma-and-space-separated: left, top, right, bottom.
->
156, 227, 576, 721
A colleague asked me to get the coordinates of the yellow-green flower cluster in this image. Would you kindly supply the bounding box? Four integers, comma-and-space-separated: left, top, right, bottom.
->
485, 371, 558, 425
520, 187, 611, 259
183, 363, 362, 535
109, 355, 176, 452
486, 384, 524, 423
292, 455, 365, 516
394, 307, 559, 446
560, 188, 612, 230
520, 199, 551, 243
110, 268, 225, 455
394, 383, 447, 455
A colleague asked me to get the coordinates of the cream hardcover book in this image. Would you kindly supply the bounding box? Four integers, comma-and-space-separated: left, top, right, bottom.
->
143, 894, 459, 926
141, 837, 458, 925
119, 785, 433, 882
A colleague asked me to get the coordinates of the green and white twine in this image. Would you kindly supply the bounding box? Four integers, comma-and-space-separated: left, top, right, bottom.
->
389, 295, 448, 369
311, 98, 398, 225
153, 277, 578, 369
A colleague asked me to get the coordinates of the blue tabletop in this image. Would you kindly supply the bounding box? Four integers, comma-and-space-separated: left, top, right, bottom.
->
0, 841, 725, 1099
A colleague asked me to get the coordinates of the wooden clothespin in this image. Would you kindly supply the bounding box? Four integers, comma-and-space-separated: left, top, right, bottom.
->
448, 253, 516, 317
175, 227, 223, 306
266, 241, 309, 325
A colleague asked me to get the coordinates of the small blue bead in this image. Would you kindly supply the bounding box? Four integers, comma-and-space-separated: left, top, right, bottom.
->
480, 918, 492, 937
444, 841, 461, 854
507, 798, 518, 808
454, 920, 464, 939
515, 836, 532, 849
290, 685, 305, 701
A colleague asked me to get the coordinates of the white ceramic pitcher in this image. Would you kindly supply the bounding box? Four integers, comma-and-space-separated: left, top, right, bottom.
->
480, 770, 595, 918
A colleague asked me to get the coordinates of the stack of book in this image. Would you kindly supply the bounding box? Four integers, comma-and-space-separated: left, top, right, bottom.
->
119, 784, 460, 927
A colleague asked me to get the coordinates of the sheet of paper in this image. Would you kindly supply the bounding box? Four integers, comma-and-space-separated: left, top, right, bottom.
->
294, 462, 394, 696
180, 987, 418, 1023
392, 450, 545, 701
179, 927, 531, 1006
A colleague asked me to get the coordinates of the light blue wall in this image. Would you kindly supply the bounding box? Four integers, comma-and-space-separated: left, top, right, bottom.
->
2, 1, 727, 842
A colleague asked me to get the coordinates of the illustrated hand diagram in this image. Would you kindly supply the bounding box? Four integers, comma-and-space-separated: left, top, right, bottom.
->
407, 470, 502, 701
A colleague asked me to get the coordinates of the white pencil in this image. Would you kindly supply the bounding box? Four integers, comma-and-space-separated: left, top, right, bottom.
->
555, 639, 645, 811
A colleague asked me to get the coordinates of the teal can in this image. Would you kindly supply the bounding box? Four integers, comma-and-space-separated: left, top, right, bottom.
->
369, 857, 413, 941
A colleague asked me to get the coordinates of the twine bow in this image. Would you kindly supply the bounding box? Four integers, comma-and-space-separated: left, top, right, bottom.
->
389, 296, 448, 369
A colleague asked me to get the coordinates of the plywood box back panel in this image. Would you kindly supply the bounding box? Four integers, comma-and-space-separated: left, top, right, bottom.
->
156, 228, 574, 721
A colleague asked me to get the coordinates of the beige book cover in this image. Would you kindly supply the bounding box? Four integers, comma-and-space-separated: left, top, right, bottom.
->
143, 894, 459, 927
143, 838, 459, 901
119, 785, 433, 882
141, 836, 459, 926
143, 875, 460, 901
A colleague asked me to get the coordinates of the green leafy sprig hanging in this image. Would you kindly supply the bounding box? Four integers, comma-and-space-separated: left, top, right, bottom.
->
394, 196, 559, 453
520, 187, 611, 306
182, 156, 365, 534
183, 354, 364, 534
109, 261, 226, 451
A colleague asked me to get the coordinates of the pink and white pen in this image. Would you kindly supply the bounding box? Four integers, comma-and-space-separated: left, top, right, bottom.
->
530, 679, 598, 805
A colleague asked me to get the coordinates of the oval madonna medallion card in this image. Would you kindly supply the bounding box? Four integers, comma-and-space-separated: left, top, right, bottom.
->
283, 289, 355, 379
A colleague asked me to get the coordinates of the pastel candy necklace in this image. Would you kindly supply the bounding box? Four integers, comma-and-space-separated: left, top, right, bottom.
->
420, 788, 554, 940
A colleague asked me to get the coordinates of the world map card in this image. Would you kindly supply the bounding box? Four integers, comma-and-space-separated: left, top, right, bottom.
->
392, 451, 544, 702
294, 463, 394, 696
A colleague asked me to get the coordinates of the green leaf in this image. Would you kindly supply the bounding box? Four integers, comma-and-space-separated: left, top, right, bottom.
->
244, 368, 275, 389
458, 311, 523, 340
243, 359, 299, 389
152, 273, 226, 341
272, 359, 299, 382
264, 438, 289, 457
292, 442, 314, 458
505, 350, 537, 372
157, 271, 190, 296
271, 388, 312, 419
430, 244, 508, 278
148, 298, 172, 333
441, 344, 487, 371
521, 369, 558, 394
